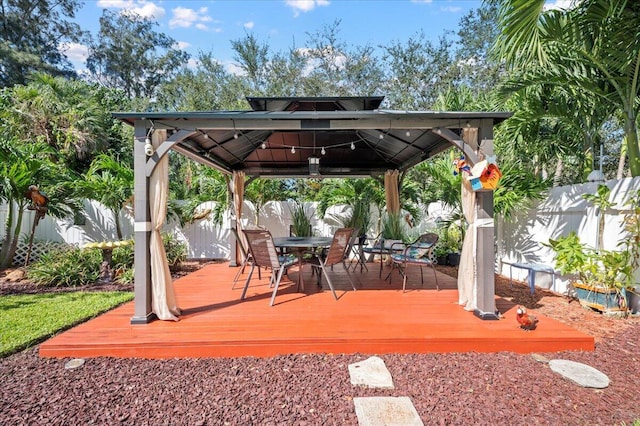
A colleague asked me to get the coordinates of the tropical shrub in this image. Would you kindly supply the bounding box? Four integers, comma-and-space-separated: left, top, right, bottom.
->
26, 245, 102, 287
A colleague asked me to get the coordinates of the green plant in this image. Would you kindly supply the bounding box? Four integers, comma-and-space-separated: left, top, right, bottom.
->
289, 201, 313, 237
162, 232, 187, 271
547, 187, 640, 307
337, 199, 371, 237
434, 224, 460, 257
26, 245, 102, 287
381, 212, 406, 241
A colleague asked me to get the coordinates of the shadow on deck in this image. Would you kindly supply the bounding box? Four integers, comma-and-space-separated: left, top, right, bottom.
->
40, 261, 594, 359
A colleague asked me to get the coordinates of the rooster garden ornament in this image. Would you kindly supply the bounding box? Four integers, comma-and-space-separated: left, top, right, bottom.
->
516, 306, 539, 331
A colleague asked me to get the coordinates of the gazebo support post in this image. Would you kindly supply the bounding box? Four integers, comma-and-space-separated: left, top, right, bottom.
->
473, 119, 498, 320
131, 122, 155, 324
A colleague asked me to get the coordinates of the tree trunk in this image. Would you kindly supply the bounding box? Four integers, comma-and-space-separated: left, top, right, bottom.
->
553, 157, 564, 186
617, 140, 627, 179
624, 116, 640, 177
0, 202, 25, 269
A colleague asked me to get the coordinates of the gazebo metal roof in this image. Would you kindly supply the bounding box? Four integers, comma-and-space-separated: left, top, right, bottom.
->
114, 96, 512, 177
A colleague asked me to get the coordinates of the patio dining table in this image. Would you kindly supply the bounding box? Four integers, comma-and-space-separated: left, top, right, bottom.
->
273, 236, 333, 291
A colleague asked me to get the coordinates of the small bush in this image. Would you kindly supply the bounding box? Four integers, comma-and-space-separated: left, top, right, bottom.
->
26, 245, 101, 287
162, 233, 187, 271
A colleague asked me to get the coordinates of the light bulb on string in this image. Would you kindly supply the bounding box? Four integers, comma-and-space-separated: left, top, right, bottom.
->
406, 130, 411, 137
379, 133, 384, 139
291, 146, 296, 154
350, 142, 355, 150
321, 146, 326, 155
233, 132, 239, 139
261, 142, 266, 149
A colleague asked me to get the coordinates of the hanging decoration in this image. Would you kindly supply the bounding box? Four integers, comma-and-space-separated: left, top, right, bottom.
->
452, 154, 502, 191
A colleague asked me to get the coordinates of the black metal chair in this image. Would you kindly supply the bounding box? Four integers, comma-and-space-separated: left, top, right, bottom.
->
388, 232, 439, 292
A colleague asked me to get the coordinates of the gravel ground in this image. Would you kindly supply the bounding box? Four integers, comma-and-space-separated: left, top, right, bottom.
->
1, 263, 639, 425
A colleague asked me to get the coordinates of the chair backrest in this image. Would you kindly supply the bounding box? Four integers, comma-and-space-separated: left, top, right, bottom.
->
230, 227, 248, 260
407, 232, 439, 259
243, 229, 281, 269
324, 228, 354, 266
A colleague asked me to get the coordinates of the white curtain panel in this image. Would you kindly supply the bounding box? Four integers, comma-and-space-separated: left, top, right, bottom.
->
457, 178, 477, 311
384, 169, 400, 214
150, 130, 181, 321
233, 171, 247, 261
457, 128, 479, 311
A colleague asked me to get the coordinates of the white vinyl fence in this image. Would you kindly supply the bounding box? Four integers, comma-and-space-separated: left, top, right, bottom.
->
2, 177, 639, 296
496, 177, 640, 295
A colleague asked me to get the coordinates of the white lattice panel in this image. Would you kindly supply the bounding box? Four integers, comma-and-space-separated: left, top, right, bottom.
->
10, 240, 70, 266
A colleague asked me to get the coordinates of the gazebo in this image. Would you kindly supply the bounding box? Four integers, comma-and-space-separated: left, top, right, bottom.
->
114, 96, 512, 324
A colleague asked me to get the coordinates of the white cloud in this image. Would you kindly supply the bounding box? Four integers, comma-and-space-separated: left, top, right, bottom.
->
187, 58, 199, 69
174, 41, 191, 50
543, 0, 573, 11
225, 61, 246, 76
244, 21, 255, 30
170, 6, 212, 29
97, 0, 165, 20
60, 42, 89, 63
285, 0, 330, 17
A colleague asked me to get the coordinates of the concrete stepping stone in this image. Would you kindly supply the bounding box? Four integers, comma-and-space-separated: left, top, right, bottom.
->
348, 356, 394, 389
354, 397, 424, 426
549, 359, 610, 388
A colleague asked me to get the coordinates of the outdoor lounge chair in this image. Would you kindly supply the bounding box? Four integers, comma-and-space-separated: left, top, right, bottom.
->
241, 229, 297, 306
230, 227, 260, 289
389, 232, 439, 292
308, 227, 357, 300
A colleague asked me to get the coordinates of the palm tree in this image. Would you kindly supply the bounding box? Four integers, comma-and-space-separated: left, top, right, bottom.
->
79, 154, 134, 240
0, 140, 80, 268
494, 0, 640, 176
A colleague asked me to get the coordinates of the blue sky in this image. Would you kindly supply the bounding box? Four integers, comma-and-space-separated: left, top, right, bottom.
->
65, 0, 569, 73
65, 0, 484, 72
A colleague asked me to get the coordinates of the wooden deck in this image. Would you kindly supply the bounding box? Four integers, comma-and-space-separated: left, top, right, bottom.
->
39, 261, 594, 359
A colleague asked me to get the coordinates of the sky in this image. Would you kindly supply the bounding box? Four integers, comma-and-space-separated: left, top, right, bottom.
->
65, 0, 570, 73
65, 0, 484, 72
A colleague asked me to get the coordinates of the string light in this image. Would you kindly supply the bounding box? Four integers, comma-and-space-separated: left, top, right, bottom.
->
261, 142, 266, 149
350, 142, 355, 150
233, 132, 239, 139
406, 130, 411, 137
379, 133, 384, 139
321, 146, 326, 155
291, 146, 295, 154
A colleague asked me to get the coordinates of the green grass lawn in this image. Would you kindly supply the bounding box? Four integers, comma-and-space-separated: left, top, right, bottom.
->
0, 291, 133, 357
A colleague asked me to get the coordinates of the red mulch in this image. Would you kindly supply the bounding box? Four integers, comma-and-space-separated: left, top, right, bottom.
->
1, 261, 639, 425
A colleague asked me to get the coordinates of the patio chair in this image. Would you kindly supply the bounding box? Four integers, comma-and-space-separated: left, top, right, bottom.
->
389, 232, 439, 292
241, 229, 297, 306
230, 227, 260, 289
346, 228, 368, 272
308, 227, 357, 300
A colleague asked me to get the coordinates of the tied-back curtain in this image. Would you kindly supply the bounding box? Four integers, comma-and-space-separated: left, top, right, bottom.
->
457, 127, 479, 311
150, 130, 181, 321
457, 178, 477, 311
384, 170, 400, 214
233, 171, 247, 259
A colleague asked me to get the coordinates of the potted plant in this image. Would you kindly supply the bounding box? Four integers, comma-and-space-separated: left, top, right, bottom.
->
547, 232, 632, 314
547, 188, 640, 315
381, 212, 406, 248
289, 201, 313, 237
